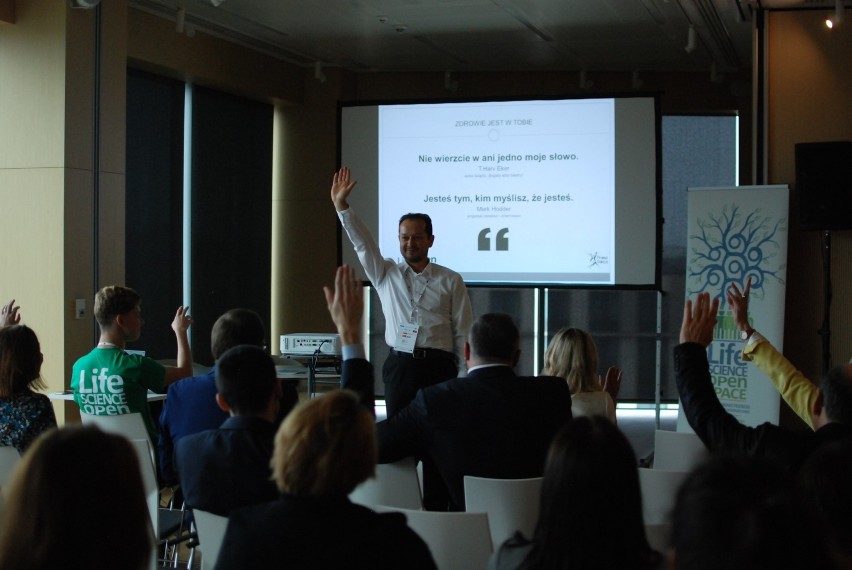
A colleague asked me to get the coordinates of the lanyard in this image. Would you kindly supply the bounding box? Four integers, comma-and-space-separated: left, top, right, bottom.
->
404, 271, 430, 323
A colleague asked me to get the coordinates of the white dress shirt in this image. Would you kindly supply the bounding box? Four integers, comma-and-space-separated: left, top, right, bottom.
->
338, 207, 473, 367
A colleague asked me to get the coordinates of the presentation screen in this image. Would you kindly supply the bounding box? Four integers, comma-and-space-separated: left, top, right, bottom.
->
339, 95, 660, 287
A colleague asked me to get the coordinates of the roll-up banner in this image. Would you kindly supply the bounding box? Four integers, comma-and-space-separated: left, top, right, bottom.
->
678, 185, 789, 430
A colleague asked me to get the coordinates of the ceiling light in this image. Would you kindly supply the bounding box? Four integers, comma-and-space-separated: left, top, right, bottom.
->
314, 61, 327, 84
632, 70, 644, 90
176, 8, 185, 34
444, 71, 458, 92
685, 25, 696, 54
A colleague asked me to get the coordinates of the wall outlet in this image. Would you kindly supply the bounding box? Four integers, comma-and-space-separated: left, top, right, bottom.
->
75, 298, 85, 320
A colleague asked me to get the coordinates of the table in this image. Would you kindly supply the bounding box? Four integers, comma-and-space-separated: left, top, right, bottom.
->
276, 354, 341, 397
48, 390, 167, 402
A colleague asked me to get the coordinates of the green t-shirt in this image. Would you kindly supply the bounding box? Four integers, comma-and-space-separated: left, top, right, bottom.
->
71, 347, 166, 441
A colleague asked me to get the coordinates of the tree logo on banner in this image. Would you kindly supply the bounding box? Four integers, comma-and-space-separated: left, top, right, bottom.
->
687, 204, 786, 338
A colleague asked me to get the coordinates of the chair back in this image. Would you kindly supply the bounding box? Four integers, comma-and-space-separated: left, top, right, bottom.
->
638, 467, 689, 524
0, 446, 21, 490
194, 509, 229, 570
374, 505, 492, 570
645, 522, 672, 552
128, 438, 160, 534
350, 456, 422, 510
463, 475, 542, 546
653, 430, 707, 471
81, 412, 151, 444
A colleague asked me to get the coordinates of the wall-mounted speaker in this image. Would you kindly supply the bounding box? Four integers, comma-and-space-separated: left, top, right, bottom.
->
796, 141, 852, 231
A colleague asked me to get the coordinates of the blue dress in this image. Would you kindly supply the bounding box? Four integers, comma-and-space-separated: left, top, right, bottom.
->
0, 391, 57, 453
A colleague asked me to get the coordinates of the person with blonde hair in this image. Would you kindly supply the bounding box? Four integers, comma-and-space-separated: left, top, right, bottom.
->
0, 325, 57, 453
0, 426, 152, 570
214, 390, 435, 569
542, 327, 620, 422
215, 265, 433, 569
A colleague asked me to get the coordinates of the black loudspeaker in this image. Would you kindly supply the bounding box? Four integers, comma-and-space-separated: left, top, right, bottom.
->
796, 141, 852, 231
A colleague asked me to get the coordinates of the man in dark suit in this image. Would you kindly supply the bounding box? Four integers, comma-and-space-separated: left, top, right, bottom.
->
175, 344, 282, 516
676, 292, 852, 473
375, 313, 573, 510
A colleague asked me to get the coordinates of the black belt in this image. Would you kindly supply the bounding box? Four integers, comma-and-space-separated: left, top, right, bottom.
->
391, 348, 456, 360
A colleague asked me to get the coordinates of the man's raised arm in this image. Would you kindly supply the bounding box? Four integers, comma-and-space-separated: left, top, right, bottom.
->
164, 306, 193, 385
324, 264, 374, 413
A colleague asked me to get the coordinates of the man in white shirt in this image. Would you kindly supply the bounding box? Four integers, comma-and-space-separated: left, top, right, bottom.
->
331, 166, 474, 509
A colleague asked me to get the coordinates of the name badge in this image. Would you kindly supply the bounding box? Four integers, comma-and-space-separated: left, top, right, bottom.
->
395, 323, 419, 353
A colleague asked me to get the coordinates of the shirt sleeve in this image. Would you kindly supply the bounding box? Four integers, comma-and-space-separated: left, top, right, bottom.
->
450, 274, 473, 375
338, 207, 392, 285
674, 342, 788, 457
138, 356, 168, 393
742, 334, 817, 429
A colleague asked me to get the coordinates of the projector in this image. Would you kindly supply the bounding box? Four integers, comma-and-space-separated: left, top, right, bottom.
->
280, 333, 341, 355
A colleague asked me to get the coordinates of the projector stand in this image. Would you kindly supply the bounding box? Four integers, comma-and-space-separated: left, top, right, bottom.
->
818, 229, 833, 375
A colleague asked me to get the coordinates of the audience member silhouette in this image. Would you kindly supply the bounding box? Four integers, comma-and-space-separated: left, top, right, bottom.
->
0, 325, 57, 453
668, 453, 833, 570
214, 390, 436, 569
489, 416, 659, 570
0, 425, 152, 570
541, 327, 621, 422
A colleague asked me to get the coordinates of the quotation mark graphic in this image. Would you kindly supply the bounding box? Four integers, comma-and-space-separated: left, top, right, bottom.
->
478, 228, 509, 251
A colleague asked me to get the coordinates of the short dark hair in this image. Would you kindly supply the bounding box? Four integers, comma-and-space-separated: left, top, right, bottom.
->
399, 213, 433, 237
820, 364, 852, 424
469, 313, 519, 363
94, 286, 140, 328
670, 454, 830, 570
210, 309, 265, 361
215, 345, 276, 416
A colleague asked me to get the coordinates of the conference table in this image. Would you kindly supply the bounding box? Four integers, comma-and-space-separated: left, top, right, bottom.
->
48, 390, 167, 402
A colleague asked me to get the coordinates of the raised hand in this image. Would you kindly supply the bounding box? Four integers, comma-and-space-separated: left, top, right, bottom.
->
323, 264, 363, 344
330, 167, 358, 211
171, 306, 193, 335
602, 366, 623, 403
680, 292, 719, 346
0, 299, 21, 327
725, 277, 752, 331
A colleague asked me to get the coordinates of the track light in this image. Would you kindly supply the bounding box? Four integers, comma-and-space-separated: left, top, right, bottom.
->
632, 70, 644, 90
826, 0, 843, 28
176, 8, 186, 34
444, 71, 458, 92
68, 0, 101, 8
314, 61, 327, 84
685, 25, 696, 54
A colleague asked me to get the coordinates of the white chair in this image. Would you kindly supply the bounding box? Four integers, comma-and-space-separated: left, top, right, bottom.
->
638, 468, 689, 525
374, 505, 492, 570
81, 412, 152, 445
653, 430, 708, 471
645, 522, 672, 552
463, 475, 542, 546
350, 456, 422, 510
0, 446, 21, 490
127, 438, 192, 567
193, 509, 229, 570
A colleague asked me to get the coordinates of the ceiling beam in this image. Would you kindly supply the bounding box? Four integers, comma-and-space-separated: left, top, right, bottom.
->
0, 0, 15, 24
